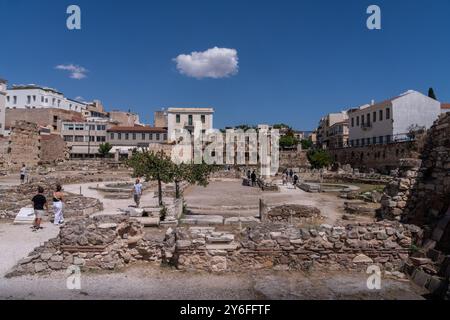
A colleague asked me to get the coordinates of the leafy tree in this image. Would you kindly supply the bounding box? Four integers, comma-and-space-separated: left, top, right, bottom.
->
307, 149, 333, 169
127, 150, 173, 206
428, 87, 437, 100
300, 139, 313, 150
170, 162, 218, 199
279, 135, 299, 149
272, 123, 291, 130
98, 143, 113, 158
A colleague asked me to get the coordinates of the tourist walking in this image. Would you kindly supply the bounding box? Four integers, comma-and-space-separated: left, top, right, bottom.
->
289, 169, 294, 182
251, 170, 257, 187
20, 164, 27, 184
53, 184, 65, 225
133, 178, 143, 207
282, 173, 287, 186
31, 186, 48, 231
293, 173, 299, 187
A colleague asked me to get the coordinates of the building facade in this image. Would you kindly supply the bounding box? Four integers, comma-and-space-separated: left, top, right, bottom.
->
167, 107, 214, 141
109, 111, 141, 127
6, 84, 86, 112
0, 79, 6, 136
60, 120, 109, 158
154, 110, 168, 128
316, 112, 348, 149
107, 126, 167, 147
441, 103, 450, 114
348, 90, 441, 147
327, 120, 349, 149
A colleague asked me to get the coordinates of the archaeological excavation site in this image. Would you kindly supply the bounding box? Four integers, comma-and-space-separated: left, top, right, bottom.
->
0, 112, 449, 301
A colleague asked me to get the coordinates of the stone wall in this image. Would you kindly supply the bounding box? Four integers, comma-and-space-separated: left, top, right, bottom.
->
165, 222, 421, 273
40, 134, 69, 164
5, 108, 83, 131
329, 139, 423, 173
7, 121, 41, 169
7, 216, 163, 277
279, 150, 309, 170
265, 204, 323, 224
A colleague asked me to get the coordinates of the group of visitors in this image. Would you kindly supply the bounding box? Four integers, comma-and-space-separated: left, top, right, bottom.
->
246, 170, 257, 187
31, 184, 65, 231
282, 168, 299, 188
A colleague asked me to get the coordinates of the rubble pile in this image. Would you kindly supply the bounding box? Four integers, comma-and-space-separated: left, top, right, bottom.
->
165, 221, 421, 273
266, 204, 323, 224
7, 216, 164, 277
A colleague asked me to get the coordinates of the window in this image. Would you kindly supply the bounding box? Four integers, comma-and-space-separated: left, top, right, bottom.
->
13, 96, 17, 104
33, 96, 36, 102
142, 133, 145, 140
201, 115, 206, 124
41, 96, 44, 103
89, 136, 95, 142
176, 114, 181, 123
52, 98, 55, 106
6, 96, 9, 102
110, 133, 114, 140
386, 108, 391, 120
356, 116, 360, 126
367, 113, 371, 125
75, 124, 84, 131
188, 115, 193, 126
361, 115, 365, 126
386, 135, 391, 143
156, 133, 160, 140
63, 124, 74, 131
351, 118, 354, 127
163, 133, 167, 141
367, 138, 371, 145
373, 111, 377, 122
118, 133, 122, 140
373, 137, 377, 144
149, 133, 153, 140
125, 133, 129, 140
361, 139, 365, 146
89, 125, 95, 131
64, 135, 73, 142
75, 136, 84, 142
96, 136, 105, 142
379, 136, 383, 144
379, 110, 383, 121
132, 133, 136, 140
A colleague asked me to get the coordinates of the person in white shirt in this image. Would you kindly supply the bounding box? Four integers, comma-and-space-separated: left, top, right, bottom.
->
132, 179, 143, 208
20, 164, 27, 184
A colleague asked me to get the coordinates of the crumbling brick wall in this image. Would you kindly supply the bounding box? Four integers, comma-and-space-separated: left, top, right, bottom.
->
7, 121, 41, 169
40, 134, 69, 164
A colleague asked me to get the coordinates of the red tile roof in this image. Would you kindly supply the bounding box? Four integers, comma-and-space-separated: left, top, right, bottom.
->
441, 103, 450, 110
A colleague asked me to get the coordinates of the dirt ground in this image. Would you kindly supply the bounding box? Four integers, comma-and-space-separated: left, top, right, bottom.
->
0, 264, 426, 300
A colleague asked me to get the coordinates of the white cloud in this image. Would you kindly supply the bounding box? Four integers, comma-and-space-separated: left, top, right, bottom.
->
55, 64, 88, 80
173, 47, 238, 79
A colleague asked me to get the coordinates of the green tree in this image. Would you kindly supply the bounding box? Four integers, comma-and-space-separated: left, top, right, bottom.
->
428, 87, 437, 100
127, 150, 173, 206
98, 143, 113, 158
170, 162, 218, 199
300, 139, 313, 150
272, 123, 291, 130
307, 149, 333, 169
279, 135, 299, 149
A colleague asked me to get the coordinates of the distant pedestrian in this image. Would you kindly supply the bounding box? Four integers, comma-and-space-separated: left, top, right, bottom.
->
251, 170, 257, 187
53, 184, 65, 225
133, 178, 143, 207
31, 186, 48, 231
289, 169, 293, 180
282, 173, 287, 186
247, 170, 251, 179
293, 174, 299, 187
20, 164, 27, 184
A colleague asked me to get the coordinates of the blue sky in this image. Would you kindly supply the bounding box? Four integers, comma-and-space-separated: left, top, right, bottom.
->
1, 0, 450, 130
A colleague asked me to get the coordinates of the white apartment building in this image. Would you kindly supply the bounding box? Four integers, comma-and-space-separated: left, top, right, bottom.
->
6, 84, 87, 112
167, 107, 214, 141
348, 90, 441, 147
0, 79, 6, 136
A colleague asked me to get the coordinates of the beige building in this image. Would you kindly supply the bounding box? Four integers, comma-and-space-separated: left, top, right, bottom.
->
61, 120, 109, 158
316, 111, 348, 149
327, 120, 349, 149
154, 109, 168, 128
109, 110, 141, 127
0, 79, 6, 136
167, 107, 214, 141
82, 100, 109, 119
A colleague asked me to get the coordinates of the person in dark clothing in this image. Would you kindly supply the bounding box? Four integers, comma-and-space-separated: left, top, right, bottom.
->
293, 174, 299, 187
289, 169, 294, 179
31, 186, 48, 231
247, 170, 251, 179
251, 170, 257, 187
